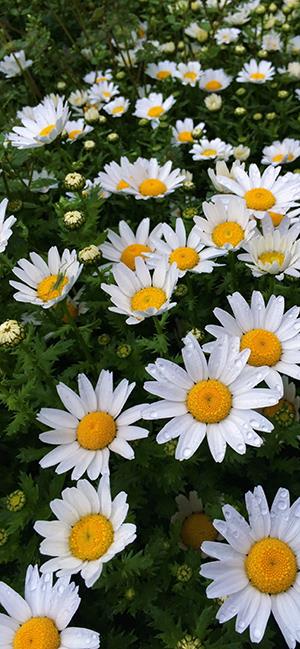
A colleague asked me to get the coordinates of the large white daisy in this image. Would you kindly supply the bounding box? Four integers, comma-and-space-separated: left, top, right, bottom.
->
34, 476, 136, 588
237, 221, 300, 280
261, 138, 300, 166
207, 160, 246, 193
8, 96, 69, 149
38, 369, 148, 480
143, 333, 277, 463
0, 198, 16, 253
0, 564, 99, 649
201, 485, 300, 648
237, 58, 275, 83
195, 196, 256, 250
98, 157, 185, 199
171, 118, 206, 146
99, 217, 162, 270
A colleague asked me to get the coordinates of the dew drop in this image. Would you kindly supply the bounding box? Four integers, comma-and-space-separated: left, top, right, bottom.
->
277, 499, 287, 511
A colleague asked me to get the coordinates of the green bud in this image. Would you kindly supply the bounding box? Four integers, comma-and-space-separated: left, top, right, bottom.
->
234, 107, 247, 116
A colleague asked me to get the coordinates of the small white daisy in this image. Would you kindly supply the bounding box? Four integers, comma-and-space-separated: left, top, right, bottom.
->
10, 247, 82, 309
133, 92, 175, 127
214, 27, 240, 44
262, 31, 283, 51
175, 62, 202, 86
171, 491, 218, 550
199, 68, 232, 92
8, 96, 69, 149
262, 138, 300, 166
190, 138, 233, 161
145, 61, 177, 81
237, 222, 300, 281
34, 476, 136, 588
0, 49, 32, 78
171, 118, 206, 146
64, 118, 93, 141
208, 160, 246, 192
288, 35, 300, 54
184, 23, 208, 41
237, 58, 275, 83
195, 196, 256, 250
101, 257, 179, 325
119, 157, 186, 200
0, 199, 16, 254
99, 217, 162, 270
88, 81, 119, 105
83, 69, 112, 84
68, 89, 88, 108
97, 156, 136, 195
22, 169, 58, 193
143, 333, 277, 462
262, 375, 300, 427
103, 96, 129, 117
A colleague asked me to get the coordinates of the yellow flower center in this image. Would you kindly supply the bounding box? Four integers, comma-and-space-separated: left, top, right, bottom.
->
178, 130, 193, 143
249, 72, 266, 80
184, 71, 197, 81
116, 179, 130, 190
37, 274, 68, 302
212, 221, 244, 247
76, 411, 116, 450
131, 287, 166, 312
69, 513, 114, 560
287, 153, 294, 161
201, 148, 217, 157
120, 243, 152, 270
138, 178, 167, 196
181, 512, 217, 550
39, 124, 56, 137
102, 91, 111, 98
272, 153, 284, 163
245, 537, 297, 594
147, 105, 164, 118
68, 129, 82, 140
205, 80, 222, 91
258, 250, 285, 266
244, 187, 276, 210
240, 328, 282, 366
187, 379, 232, 423
156, 70, 171, 79
13, 617, 60, 649
112, 105, 124, 114
268, 211, 285, 227
169, 246, 199, 270
263, 398, 296, 420
96, 76, 107, 82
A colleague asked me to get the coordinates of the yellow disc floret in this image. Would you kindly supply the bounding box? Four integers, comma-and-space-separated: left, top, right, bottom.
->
131, 287, 166, 312
272, 154, 284, 163
138, 179, 167, 196
249, 72, 266, 81
69, 513, 114, 560
37, 274, 68, 302
187, 379, 232, 423
212, 222, 244, 248
112, 106, 124, 114
240, 328, 282, 366
169, 246, 199, 270
268, 211, 285, 227
205, 80, 222, 91
245, 537, 297, 594
156, 70, 171, 80
116, 179, 130, 190
77, 411, 116, 450
244, 188, 276, 210
258, 251, 285, 267
120, 243, 152, 270
201, 148, 217, 157
181, 512, 217, 549
68, 129, 82, 140
13, 617, 60, 649
147, 105, 164, 118
184, 71, 197, 81
178, 131, 194, 143
39, 124, 56, 137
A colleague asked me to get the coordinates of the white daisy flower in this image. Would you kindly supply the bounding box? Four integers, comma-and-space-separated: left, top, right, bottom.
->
0, 198, 16, 254
237, 222, 300, 281
262, 138, 300, 166
133, 92, 175, 127
201, 485, 300, 648
288, 35, 300, 54
38, 369, 148, 480
262, 375, 300, 427
10, 246, 82, 309
237, 59, 275, 83
68, 89, 88, 107
175, 62, 202, 86
0, 49, 32, 78
205, 290, 300, 395
262, 31, 283, 51
0, 564, 99, 648
88, 80, 119, 105
171, 118, 206, 146
97, 156, 136, 195
34, 476, 136, 588
190, 138, 233, 161
199, 68, 232, 92
148, 217, 226, 277
120, 157, 186, 200
145, 60, 177, 81
8, 96, 69, 149
171, 491, 218, 550
208, 160, 246, 192
214, 27, 240, 44
22, 169, 58, 193
101, 257, 179, 325
64, 118, 93, 141
143, 333, 277, 463
83, 69, 112, 84
195, 196, 256, 250
225, 7, 252, 24
103, 96, 129, 117
99, 217, 162, 270
184, 22, 207, 40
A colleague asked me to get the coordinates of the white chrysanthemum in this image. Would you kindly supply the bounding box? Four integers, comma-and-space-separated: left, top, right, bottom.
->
10, 247, 82, 309
214, 27, 240, 44
133, 92, 175, 127
171, 118, 206, 146
97, 156, 136, 195
195, 196, 256, 250
68, 89, 88, 107
172, 491, 218, 550
99, 217, 162, 270
101, 257, 179, 325
262, 31, 283, 51
184, 22, 208, 41
175, 62, 202, 86
0, 49, 32, 78
199, 68, 232, 92
143, 333, 277, 462
83, 69, 112, 84
103, 95, 129, 117
0, 565, 99, 649
145, 61, 177, 81
64, 118, 93, 141
120, 157, 185, 200
237, 59, 275, 83
88, 80, 119, 105
34, 476, 136, 588
201, 485, 300, 648
190, 138, 233, 161
205, 290, 300, 395
8, 96, 69, 149
261, 138, 300, 166
262, 375, 300, 426
38, 370, 148, 480
288, 35, 300, 54
22, 169, 58, 193
208, 160, 246, 192
148, 217, 225, 278
215, 163, 300, 218
237, 221, 300, 281
0, 198, 16, 254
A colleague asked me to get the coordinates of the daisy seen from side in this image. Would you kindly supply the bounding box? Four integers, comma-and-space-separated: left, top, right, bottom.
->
261, 138, 300, 166
190, 138, 233, 161
145, 61, 177, 81
171, 118, 206, 146
199, 68, 232, 92
237, 58, 275, 83
103, 96, 129, 117
64, 118, 93, 142
237, 221, 300, 280
7, 96, 69, 149
0, 198, 16, 253
171, 491, 218, 550
0, 49, 32, 78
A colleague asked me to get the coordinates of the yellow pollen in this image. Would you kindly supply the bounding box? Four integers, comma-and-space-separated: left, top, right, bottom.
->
96, 76, 107, 82
13, 617, 60, 649
37, 274, 68, 302
102, 91, 111, 98
263, 398, 295, 419
147, 105, 164, 118
240, 329, 282, 366
69, 513, 114, 560
181, 512, 217, 550
244, 187, 276, 210
138, 178, 167, 196
205, 80, 222, 91
272, 154, 284, 163
156, 70, 171, 79
187, 379, 232, 423
131, 286, 166, 312
178, 130, 193, 143
116, 179, 130, 190
287, 153, 294, 161
250, 72, 266, 80
201, 148, 217, 157
184, 71, 197, 81
138, 28, 145, 37
258, 250, 285, 266
245, 537, 297, 594
77, 411, 116, 450
120, 243, 152, 270
268, 211, 285, 227
39, 124, 56, 137
112, 105, 124, 114
212, 221, 244, 247
169, 246, 199, 270
68, 129, 82, 140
